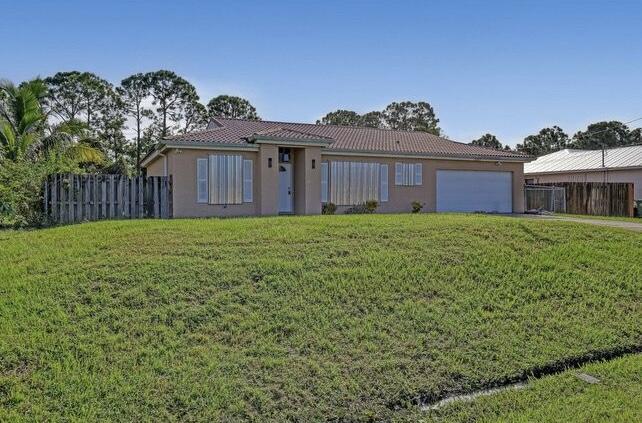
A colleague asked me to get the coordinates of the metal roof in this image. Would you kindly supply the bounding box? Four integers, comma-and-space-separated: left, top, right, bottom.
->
524, 145, 642, 174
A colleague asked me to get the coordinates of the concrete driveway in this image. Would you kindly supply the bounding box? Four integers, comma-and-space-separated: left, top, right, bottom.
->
520, 214, 642, 232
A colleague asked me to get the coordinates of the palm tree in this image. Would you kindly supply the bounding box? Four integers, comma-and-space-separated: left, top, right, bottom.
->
0, 79, 103, 163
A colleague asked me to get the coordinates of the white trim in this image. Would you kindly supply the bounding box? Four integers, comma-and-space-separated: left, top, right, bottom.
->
323, 149, 530, 162
142, 144, 530, 168
525, 166, 642, 176
141, 144, 259, 168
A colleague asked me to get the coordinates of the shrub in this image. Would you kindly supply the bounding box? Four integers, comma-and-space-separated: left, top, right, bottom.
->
322, 202, 337, 215
345, 201, 378, 214
411, 201, 423, 213
0, 157, 78, 228
365, 200, 378, 213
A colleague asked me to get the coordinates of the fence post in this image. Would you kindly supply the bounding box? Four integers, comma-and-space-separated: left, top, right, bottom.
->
138, 176, 144, 218
168, 175, 173, 218
43, 175, 49, 220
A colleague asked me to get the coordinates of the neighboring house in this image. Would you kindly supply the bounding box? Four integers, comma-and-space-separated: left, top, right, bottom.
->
142, 117, 530, 217
525, 145, 642, 200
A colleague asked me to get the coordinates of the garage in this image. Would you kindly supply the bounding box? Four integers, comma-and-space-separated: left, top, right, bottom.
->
436, 170, 513, 213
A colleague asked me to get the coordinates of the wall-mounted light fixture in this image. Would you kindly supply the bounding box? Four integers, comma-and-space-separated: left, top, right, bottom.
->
268, 157, 273, 168
312, 159, 316, 169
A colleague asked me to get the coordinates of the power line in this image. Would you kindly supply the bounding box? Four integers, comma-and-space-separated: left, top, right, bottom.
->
580, 116, 642, 138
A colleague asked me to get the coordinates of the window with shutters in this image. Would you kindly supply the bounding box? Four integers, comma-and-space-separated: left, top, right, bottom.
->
330, 161, 381, 205
321, 162, 329, 203
243, 159, 253, 202
197, 155, 253, 204
196, 158, 209, 203
394, 162, 422, 186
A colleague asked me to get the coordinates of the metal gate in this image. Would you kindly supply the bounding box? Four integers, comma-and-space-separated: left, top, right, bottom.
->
524, 185, 566, 213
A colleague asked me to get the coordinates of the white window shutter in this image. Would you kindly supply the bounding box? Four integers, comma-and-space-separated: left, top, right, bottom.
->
209, 155, 219, 204
380, 164, 388, 202
243, 159, 253, 202
197, 158, 208, 203
234, 155, 242, 204
395, 163, 403, 185
321, 162, 329, 203
414, 163, 422, 185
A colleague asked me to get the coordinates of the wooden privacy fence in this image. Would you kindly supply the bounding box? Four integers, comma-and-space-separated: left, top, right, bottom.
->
538, 182, 634, 217
44, 174, 172, 224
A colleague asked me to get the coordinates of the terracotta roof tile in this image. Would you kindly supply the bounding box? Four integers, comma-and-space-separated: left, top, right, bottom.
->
165, 117, 530, 160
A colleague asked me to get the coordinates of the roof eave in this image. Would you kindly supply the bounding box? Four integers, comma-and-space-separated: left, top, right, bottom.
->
323, 148, 532, 162
525, 165, 642, 175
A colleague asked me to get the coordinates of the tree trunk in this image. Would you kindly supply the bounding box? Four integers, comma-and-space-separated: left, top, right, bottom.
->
136, 109, 141, 176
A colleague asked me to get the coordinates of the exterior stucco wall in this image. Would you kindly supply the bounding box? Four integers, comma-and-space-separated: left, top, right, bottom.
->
258, 144, 279, 215
144, 146, 526, 217
293, 147, 322, 215
149, 148, 260, 217
146, 155, 166, 177
322, 154, 525, 213
527, 169, 642, 200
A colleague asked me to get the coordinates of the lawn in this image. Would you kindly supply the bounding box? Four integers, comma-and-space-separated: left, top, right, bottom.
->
410, 353, 642, 422
1, 214, 641, 421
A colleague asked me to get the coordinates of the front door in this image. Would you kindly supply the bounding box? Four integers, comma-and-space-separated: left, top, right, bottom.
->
279, 163, 293, 213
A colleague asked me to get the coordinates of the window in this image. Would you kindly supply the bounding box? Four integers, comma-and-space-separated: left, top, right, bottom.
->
380, 164, 389, 202
395, 163, 422, 186
321, 162, 329, 203
197, 155, 253, 204
243, 159, 253, 203
197, 158, 208, 203
330, 161, 381, 205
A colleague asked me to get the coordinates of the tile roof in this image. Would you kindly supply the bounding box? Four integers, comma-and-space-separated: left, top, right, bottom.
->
250, 127, 334, 141
525, 145, 642, 174
165, 117, 530, 160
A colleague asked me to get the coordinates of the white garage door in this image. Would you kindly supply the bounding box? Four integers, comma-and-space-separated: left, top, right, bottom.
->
436, 170, 512, 213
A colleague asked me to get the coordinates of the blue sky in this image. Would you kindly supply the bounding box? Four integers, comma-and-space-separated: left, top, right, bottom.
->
3, 0, 642, 146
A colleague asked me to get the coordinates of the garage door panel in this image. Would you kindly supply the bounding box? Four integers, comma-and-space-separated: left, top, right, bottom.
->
436, 170, 512, 213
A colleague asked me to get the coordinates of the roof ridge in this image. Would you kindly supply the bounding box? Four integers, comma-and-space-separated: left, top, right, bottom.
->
213, 117, 529, 157
214, 116, 446, 138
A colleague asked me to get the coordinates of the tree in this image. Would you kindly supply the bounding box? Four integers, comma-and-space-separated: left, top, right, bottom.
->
381, 101, 441, 135
470, 133, 505, 150
571, 121, 634, 149
207, 95, 260, 120
95, 99, 128, 162
145, 70, 200, 139
117, 73, 152, 174
317, 110, 362, 126
181, 100, 208, 133
360, 111, 383, 128
0, 79, 102, 163
516, 126, 569, 156
44, 71, 115, 132
0, 79, 47, 160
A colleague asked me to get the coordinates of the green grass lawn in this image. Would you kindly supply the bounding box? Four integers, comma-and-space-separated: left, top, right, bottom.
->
1, 214, 641, 421
408, 353, 642, 423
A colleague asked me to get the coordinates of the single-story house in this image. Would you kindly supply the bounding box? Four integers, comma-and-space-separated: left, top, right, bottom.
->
142, 118, 531, 217
525, 145, 642, 200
